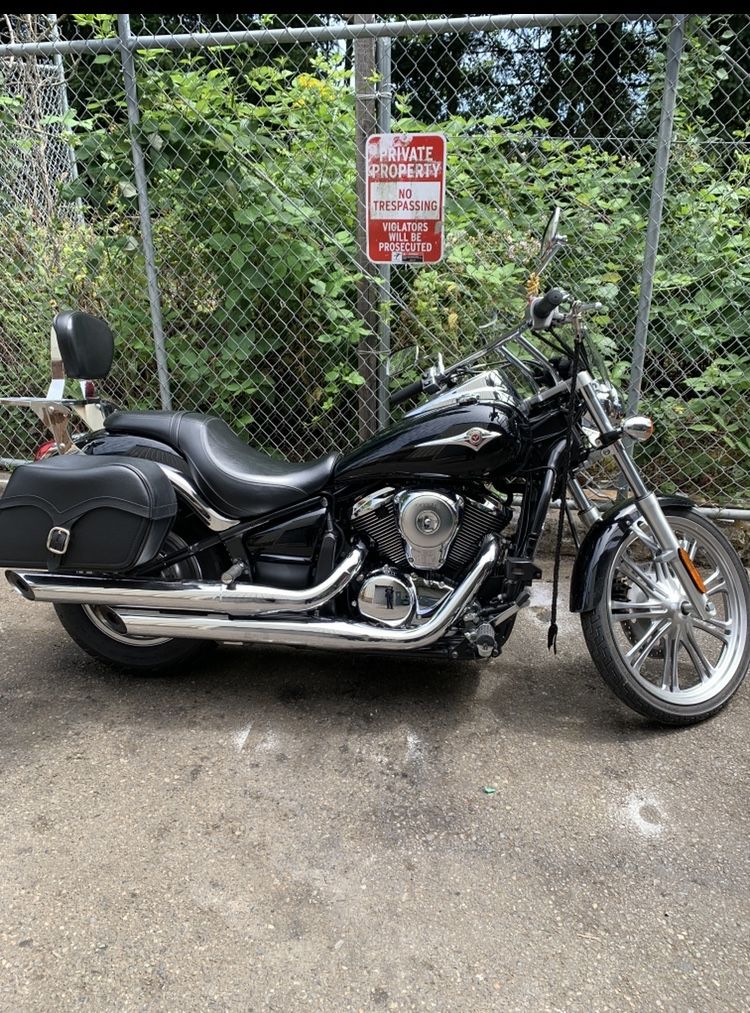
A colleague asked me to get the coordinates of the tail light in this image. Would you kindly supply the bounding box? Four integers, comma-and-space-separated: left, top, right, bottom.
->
34, 440, 58, 461
83, 381, 96, 399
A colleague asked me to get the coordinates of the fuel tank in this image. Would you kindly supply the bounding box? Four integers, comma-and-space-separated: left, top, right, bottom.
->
336, 371, 530, 484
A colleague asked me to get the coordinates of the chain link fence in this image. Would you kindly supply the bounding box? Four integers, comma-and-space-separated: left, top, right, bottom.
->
0, 14, 748, 509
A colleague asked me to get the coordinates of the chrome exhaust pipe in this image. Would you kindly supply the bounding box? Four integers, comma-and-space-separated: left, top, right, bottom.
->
115, 537, 504, 652
5, 544, 365, 616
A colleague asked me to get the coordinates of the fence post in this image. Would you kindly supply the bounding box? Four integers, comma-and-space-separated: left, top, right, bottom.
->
116, 13, 172, 411
48, 13, 82, 223
353, 14, 380, 440
625, 15, 685, 419
376, 35, 392, 430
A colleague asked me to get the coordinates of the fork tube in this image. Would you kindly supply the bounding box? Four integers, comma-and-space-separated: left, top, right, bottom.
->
577, 370, 709, 614
567, 476, 600, 530
577, 371, 649, 498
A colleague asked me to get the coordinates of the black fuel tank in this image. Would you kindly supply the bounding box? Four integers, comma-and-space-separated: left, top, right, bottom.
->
336, 397, 530, 484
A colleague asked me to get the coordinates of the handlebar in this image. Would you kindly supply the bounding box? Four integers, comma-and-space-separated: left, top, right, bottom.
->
389, 378, 425, 407
530, 288, 567, 326
389, 285, 592, 408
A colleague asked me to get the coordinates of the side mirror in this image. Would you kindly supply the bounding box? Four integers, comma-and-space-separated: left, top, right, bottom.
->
541, 206, 561, 255
531, 206, 567, 280
387, 344, 420, 380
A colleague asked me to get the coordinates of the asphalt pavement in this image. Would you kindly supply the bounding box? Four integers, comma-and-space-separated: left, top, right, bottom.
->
0, 563, 748, 1012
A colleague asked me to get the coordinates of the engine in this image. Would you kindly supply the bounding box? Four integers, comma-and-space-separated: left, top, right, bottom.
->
351, 487, 510, 628
352, 487, 510, 574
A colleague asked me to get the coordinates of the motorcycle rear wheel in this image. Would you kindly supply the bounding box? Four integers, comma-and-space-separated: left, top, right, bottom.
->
55, 530, 214, 674
581, 505, 750, 725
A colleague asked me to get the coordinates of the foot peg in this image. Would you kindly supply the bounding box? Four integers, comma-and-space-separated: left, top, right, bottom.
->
221, 561, 245, 586
474, 622, 496, 659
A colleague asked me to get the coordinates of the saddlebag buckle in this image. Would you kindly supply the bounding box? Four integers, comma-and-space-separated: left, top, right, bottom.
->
46, 526, 71, 556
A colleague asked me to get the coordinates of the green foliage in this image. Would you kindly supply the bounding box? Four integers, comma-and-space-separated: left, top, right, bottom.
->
1, 24, 748, 502
53, 55, 366, 454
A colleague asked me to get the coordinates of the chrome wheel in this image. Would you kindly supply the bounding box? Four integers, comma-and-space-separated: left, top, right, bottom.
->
55, 528, 215, 674
607, 514, 747, 707
82, 532, 200, 648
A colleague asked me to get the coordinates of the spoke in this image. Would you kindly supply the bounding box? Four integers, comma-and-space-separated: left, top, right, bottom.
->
661, 634, 681, 692
631, 522, 660, 556
619, 557, 664, 599
655, 560, 673, 584
610, 601, 669, 623
626, 618, 671, 672
693, 616, 732, 646
683, 626, 714, 683
704, 569, 728, 597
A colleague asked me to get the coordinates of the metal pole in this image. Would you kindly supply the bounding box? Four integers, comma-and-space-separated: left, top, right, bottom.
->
376, 35, 392, 430
116, 13, 172, 410
626, 15, 685, 418
48, 13, 82, 222
353, 15, 379, 440
0, 14, 653, 59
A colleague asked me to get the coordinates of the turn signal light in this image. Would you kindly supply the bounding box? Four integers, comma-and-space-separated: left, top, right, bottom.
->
622, 416, 654, 442
678, 547, 707, 594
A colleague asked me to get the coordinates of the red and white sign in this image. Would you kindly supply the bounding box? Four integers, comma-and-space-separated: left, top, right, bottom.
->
366, 133, 446, 265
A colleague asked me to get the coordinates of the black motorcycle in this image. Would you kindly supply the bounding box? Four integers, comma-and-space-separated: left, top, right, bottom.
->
1, 209, 748, 725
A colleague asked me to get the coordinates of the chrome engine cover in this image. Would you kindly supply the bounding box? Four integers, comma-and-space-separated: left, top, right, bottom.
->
357, 570, 416, 628
395, 490, 461, 570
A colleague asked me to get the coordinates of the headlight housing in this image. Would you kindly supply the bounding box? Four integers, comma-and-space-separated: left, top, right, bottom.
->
593, 379, 623, 422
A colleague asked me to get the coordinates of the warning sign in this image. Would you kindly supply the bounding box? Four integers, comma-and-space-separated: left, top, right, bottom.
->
366, 133, 446, 265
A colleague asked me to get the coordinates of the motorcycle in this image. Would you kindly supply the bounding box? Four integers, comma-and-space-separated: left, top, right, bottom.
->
1, 208, 747, 725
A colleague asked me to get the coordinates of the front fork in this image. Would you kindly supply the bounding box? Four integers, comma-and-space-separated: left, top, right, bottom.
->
568, 370, 713, 618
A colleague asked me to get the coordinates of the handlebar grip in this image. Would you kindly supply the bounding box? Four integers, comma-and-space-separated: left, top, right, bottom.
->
389, 378, 424, 407
531, 288, 567, 321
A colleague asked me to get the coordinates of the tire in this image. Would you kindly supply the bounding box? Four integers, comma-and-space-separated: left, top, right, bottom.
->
581, 505, 750, 725
54, 529, 217, 675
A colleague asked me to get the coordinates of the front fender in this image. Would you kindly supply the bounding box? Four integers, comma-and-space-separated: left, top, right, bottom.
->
570, 495, 696, 613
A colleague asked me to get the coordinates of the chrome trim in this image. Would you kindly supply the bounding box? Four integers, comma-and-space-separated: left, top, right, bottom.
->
396, 489, 460, 569
351, 486, 395, 521
357, 571, 416, 628
6, 544, 366, 617
115, 536, 504, 650
523, 377, 571, 408
622, 415, 654, 442
405, 370, 517, 418
413, 576, 454, 620
567, 476, 602, 530
159, 465, 239, 531
415, 427, 501, 453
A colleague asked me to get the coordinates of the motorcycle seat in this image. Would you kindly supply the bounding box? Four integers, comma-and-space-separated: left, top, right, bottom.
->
104, 411, 339, 519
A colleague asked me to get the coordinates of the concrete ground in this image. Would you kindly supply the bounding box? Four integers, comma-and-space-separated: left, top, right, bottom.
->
0, 563, 748, 1013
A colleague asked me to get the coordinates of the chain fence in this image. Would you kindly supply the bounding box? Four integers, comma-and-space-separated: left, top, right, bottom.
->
0, 14, 748, 511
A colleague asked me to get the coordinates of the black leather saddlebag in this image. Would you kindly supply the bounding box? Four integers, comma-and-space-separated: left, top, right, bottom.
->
0, 455, 176, 572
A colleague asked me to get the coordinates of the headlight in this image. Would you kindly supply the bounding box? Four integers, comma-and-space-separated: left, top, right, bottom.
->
593, 379, 623, 421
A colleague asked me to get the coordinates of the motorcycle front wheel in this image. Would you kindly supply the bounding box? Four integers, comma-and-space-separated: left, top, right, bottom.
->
581, 505, 750, 725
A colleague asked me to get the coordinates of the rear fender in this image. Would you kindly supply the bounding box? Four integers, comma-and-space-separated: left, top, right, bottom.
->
570, 495, 696, 613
